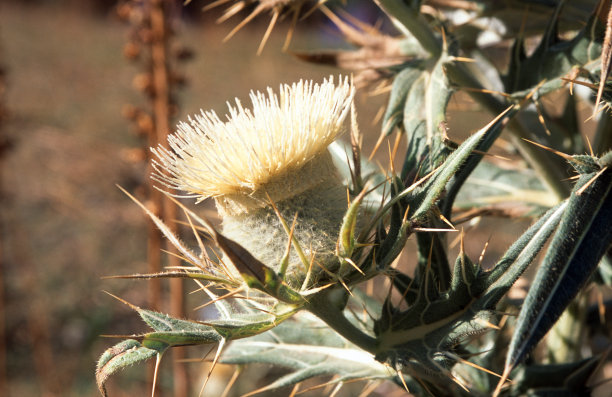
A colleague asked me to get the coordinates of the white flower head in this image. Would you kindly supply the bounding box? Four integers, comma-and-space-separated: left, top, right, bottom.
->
152, 76, 354, 211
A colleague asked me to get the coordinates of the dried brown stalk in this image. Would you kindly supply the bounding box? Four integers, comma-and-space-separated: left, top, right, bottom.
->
118, 0, 192, 395
0, 41, 8, 397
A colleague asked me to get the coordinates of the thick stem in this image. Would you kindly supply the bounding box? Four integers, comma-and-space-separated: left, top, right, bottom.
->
306, 288, 377, 354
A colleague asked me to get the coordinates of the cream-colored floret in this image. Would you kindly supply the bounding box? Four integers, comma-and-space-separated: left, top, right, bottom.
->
151, 76, 354, 205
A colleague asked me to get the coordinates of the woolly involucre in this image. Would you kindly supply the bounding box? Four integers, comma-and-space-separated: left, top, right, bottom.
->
152, 76, 354, 215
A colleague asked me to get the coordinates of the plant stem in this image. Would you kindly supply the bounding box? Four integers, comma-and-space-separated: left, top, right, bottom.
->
306, 289, 378, 354
149, 0, 189, 395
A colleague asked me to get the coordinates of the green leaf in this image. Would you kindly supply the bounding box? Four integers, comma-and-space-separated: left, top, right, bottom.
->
382, 63, 423, 136
137, 300, 298, 342
414, 228, 452, 291
221, 313, 401, 395
505, 157, 612, 372
140, 329, 222, 350
376, 0, 441, 57
96, 340, 158, 397
477, 201, 567, 308
381, 49, 454, 181
401, 53, 454, 179
337, 188, 366, 260
410, 106, 515, 222
96, 293, 302, 393
206, 307, 299, 339
509, 356, 604, 396
374, 179, 407, 269
439, 106, 518, 219
373, 201, 565, 386
451, 160, 553, 213
137, 306, 216, 333
505, 0, 606, 96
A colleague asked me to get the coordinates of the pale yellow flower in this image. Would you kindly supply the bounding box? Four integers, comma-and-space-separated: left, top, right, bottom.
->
152, 76, 355, 285
152, 76, 354, 213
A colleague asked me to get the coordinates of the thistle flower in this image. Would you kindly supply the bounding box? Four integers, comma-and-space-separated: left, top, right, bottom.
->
152, 76, 355, 285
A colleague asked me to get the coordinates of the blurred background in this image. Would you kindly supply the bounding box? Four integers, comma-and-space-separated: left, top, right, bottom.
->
0, 1, 390, 395
0, 1, 599, 396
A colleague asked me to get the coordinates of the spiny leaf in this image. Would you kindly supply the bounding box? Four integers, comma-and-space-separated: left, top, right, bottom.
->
443, 0, 597, 42
140, 330, 222, 350
477, 201, 567, 309
96, 340, 158, 397
414, 228, 452, 291
214, 231, 268, 283
452, 160, 553, 210
139, 307, 223, 335
337, 187, 367, 260
221, 313, 398, 395
505, 157, 612, 372
104, 271, 240, 287
373, 202, 565, 383
96, 297, 303, 394
410, 106, 515, 222
509, 355, 605, 396
204, 304, 300, 339
375, 0, 441, 57
374, 178, 406, 268
291, 8, 410, 88
382, 63, 424, 136
399, 50, 455, 180
440, 105, 518, 219
505, 0, 607, 96
105, 291, 222, 334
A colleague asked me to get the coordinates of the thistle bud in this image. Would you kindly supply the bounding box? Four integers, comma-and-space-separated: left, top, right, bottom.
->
152, 77, 355, 286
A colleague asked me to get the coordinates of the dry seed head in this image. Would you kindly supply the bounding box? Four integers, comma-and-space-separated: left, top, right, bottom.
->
152, 76, 354, 213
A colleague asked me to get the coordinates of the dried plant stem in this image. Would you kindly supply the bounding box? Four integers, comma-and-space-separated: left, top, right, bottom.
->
149, 1, 188, 395
146, 195, 163, 312
144, 196, 164, 395
0, 50, 7, 396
